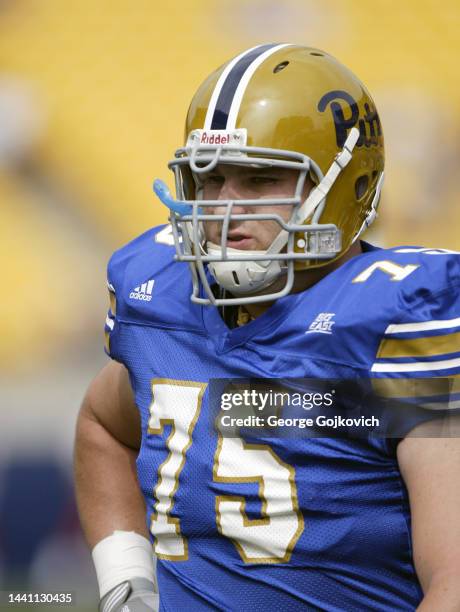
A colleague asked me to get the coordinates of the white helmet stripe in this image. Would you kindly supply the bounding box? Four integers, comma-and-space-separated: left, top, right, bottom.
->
226, 43, 291, 130
204, 44, 263, 130
204, 43, 291, 131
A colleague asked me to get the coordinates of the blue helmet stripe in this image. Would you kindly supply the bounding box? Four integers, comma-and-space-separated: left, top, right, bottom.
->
210, 43, 278, 130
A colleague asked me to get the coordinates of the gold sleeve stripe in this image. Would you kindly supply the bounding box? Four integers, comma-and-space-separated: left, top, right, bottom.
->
109, 290, 117, 316
372, 376, 460, 399
104, 330, 110, 354
377, 332, 460, 359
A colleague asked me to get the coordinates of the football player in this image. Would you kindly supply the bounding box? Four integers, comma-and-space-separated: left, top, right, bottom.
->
75, 44, 460, 611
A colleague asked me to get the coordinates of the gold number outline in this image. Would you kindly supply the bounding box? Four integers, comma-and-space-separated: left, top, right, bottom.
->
148, 378, 207, 561
213, 433, 304, 564
352, 259, 419, 283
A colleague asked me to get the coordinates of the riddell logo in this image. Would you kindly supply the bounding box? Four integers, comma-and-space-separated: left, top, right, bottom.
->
200, 132, 230, 145
187, 129, 247, 149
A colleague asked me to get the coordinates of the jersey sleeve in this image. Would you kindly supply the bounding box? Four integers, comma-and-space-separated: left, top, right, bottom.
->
103, 281, 117, 359
103, 254, 122, 362
101, 224, 183, 364
372, 279, 460, 378
371, 275, 460, 439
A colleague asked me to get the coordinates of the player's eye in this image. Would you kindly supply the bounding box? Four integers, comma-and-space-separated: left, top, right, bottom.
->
249, 175, 279, 185
203, 174, 224, 185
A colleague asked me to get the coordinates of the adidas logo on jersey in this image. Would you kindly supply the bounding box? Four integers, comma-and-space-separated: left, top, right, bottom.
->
306, 312, 336, 334
129, 279, 154, 302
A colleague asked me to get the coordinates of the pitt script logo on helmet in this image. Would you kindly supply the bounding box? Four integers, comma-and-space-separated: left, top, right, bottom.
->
153, 43, 385, 306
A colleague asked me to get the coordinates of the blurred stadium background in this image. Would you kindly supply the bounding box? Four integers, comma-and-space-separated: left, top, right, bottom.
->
0, 0, 459, 608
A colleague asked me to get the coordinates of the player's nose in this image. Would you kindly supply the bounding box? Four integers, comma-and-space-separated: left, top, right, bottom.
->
217, 179, 249, 215
218, 178, 243, 200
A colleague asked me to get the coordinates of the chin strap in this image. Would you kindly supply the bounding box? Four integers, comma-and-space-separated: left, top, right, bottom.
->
294, 127, 360, 224
206, 243, 284, 294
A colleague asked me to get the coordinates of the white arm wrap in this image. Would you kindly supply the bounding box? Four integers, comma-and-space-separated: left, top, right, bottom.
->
92, 531, 156, 599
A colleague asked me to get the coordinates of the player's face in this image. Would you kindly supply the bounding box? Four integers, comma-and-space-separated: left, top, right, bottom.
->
201, 165, 313, 250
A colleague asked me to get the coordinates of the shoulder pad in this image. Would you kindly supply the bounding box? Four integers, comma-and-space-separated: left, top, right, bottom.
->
107, 225, 202, 331
365, 246, 460, 378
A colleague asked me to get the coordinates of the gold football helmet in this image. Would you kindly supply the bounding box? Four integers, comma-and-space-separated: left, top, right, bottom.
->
154, 43, 384, 305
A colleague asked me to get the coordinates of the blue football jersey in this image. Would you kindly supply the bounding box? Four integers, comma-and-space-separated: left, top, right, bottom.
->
104, 225, 460, 612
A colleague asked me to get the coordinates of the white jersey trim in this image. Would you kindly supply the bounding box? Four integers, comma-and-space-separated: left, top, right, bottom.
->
371, 356, 460, 373
385, 317, 460, 335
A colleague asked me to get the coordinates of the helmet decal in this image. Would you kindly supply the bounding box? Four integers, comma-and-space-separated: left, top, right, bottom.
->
318, 90, 382, 148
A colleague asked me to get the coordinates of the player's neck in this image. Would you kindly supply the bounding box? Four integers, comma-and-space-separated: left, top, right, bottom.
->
242, 241, 363, 321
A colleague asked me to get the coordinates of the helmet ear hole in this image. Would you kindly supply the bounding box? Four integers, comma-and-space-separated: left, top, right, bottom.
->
355, 175, 369, 200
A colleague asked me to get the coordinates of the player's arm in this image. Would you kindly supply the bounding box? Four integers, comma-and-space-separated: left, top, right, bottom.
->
75, 360, 146, 545
74, 360, 158, 611
397, 424, 460, 611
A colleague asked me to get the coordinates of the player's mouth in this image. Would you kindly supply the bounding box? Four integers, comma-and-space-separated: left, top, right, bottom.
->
225, 231, 255, 249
